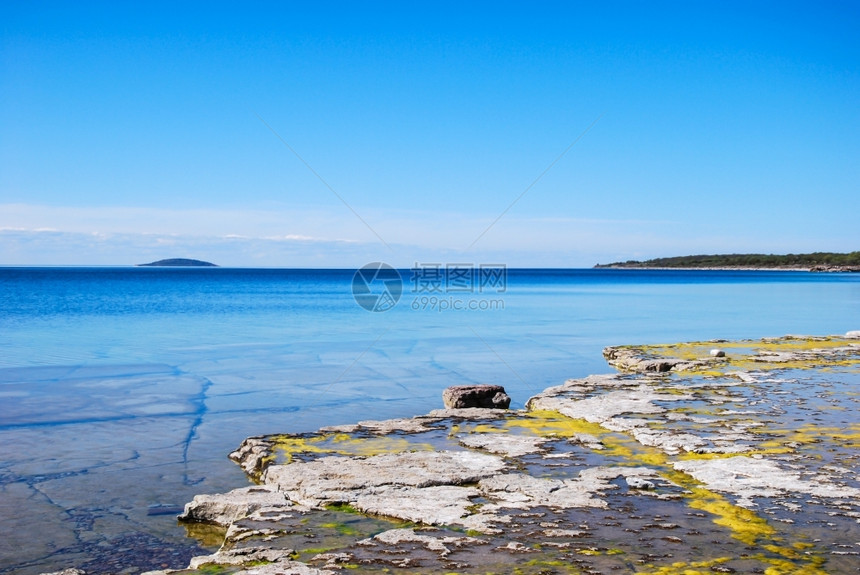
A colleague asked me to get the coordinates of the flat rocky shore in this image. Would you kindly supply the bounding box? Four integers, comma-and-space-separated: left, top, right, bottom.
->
49, 333, 860, 575
597, 265, 860, 272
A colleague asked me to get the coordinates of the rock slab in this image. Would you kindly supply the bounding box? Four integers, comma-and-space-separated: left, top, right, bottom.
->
442, 384, 511, 409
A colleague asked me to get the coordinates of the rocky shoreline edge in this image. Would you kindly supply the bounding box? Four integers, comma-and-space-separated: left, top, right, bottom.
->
47, 332, 860, 575
594, 265, 860, 272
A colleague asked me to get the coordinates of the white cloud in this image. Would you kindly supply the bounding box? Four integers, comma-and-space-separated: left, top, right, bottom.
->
1, 203, 853, 267
0, 228, 376, 267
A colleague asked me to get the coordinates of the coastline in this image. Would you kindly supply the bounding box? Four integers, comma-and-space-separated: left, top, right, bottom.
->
595, 265, 860, 272
80, 332, 860, 575
593, 252, 860, 272
596, 266, 813, 271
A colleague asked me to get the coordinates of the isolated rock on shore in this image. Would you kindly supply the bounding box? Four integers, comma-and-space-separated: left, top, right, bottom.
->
442, 384, 511, 409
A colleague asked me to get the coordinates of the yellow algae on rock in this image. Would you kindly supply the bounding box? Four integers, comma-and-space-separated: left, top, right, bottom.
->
606, 335, 860, 375
505, 409, 612, 438
268, 432, 436, 464
515, 408, 793, 556
758, 554, 828, 575
635, 557, 733, 575
685, 488, 776, 545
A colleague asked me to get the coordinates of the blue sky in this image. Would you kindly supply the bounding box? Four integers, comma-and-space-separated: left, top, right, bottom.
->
2, 1, 857, 266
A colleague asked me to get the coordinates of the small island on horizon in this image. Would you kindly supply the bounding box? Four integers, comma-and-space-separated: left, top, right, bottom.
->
595, 251, 860, 272
137, 258, 218, 267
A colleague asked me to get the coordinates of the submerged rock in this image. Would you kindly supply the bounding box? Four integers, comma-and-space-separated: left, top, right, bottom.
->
456, 432, 548, 457
360, 527, 482, 557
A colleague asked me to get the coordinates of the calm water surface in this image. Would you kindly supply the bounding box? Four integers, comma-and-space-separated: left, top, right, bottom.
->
1, 267, 858, 574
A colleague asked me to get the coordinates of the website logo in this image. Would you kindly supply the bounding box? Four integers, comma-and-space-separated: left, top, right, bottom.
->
352, 262, 403, 312
352, 262, 507, 313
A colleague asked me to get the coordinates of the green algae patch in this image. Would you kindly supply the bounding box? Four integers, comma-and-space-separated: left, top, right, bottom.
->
189, 565, 238, 575
524, 558, 567, 566
298, 546, 338, 555
320, 521, 362, 536
510, 563, 581, 575
325, 502, 361, 514
282, 509, 417, 565
635, 557, 733, 575
183, 520, 229, 548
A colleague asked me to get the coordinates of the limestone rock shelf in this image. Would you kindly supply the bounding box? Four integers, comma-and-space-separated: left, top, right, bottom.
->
51, 333, 860, 575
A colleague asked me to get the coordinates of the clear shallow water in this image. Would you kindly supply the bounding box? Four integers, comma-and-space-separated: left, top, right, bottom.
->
0, 267, 858, 574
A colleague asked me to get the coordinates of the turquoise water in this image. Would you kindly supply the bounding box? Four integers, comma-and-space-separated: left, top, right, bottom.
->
0, 267, 858, 574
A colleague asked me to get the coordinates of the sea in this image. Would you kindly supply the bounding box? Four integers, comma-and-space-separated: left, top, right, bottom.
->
0, 267, 858, 574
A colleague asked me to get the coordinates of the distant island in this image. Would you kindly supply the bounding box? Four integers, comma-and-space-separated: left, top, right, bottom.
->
137, 258, 218, 267
595, 252, 860, 272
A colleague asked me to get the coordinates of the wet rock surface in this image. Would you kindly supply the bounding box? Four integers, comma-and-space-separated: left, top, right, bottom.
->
53, 335, 860, 575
